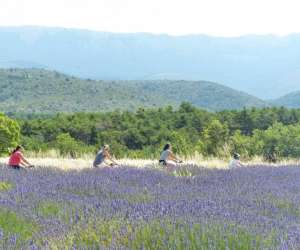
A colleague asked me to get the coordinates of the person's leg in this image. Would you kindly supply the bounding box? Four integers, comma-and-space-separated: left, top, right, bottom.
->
166, 161, 177, 171
10, 165, 21, 170
159, 160, 168, 169
93, 159, 106, 168
93, 162, 110, 168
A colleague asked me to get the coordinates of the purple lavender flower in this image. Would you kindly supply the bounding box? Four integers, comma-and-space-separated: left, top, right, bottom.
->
1, 163, 300, 248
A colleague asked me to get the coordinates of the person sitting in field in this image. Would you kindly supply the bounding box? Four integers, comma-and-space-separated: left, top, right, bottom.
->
159, 143, 183, 171
93, 145, 119, 167
228, 153, 243, 169
8, 145, 34, 170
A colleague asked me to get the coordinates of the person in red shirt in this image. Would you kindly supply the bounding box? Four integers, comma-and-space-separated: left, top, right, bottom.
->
8, 145, 34, 170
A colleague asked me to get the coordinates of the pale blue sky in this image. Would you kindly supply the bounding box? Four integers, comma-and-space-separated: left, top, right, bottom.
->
1, 0, 300, 36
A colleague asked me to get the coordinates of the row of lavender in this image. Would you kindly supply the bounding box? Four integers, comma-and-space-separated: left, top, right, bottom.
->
0, 164, 300, 249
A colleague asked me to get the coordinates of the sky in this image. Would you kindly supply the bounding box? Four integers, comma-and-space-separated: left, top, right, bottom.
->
1, 0, 300, 36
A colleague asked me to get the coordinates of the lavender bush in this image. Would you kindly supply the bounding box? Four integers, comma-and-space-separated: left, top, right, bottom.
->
0, 163, 300, 249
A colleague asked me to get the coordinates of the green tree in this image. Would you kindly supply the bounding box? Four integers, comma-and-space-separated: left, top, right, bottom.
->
202, 119, 229, 156
229, 130, 254, 158
237, 107, 254, 135
122, 128, 146, 150
54, 133, 83, 158
253, 123, 300, 161
89, 126, 98, 145
168, 131, 189, 156
0, 114, 20, 155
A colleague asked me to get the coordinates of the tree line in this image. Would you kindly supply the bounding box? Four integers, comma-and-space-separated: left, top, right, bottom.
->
2, 103, 300, 161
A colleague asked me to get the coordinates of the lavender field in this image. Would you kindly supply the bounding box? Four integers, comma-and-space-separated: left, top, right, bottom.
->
0, 164, 300, 249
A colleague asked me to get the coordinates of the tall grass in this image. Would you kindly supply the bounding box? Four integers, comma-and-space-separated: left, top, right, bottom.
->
51, 219, 271, 250
2, 148, 300, 173
2, 150, 300, 171
0, 208, 39, 247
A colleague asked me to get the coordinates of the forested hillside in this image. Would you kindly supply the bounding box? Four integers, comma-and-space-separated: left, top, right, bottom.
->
0, 68, 268, 113
16, 104, 300, 160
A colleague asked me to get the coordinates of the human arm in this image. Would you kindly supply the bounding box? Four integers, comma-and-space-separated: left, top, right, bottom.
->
105, 151, 119, 165
20, 155, 34, 168
169, 152, 183, 163
236, 160, 244, 167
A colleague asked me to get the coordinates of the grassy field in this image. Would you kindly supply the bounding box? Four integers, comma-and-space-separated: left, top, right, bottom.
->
1, 158, 300, 249
1, 154, 300, 170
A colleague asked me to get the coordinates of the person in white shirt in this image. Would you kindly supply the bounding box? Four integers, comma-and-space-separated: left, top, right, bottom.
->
159, 143, 183, 171
228, 153, 243, 169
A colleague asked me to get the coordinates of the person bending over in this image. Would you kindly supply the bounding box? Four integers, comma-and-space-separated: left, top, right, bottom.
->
228, 153, 244, 169
8, 145, 34, 170
93, 145, 119, 168
159, 143, 183, 171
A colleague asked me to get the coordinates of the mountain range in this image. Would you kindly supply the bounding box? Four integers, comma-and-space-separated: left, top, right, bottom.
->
271, 91, 300, 108
1, 26, 300, 99
0, 68, 269, 114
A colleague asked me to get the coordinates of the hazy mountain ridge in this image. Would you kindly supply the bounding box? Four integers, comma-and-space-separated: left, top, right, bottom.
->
0, 68, 268, 114
1, 26, 300, 98
271, 91, 300, 108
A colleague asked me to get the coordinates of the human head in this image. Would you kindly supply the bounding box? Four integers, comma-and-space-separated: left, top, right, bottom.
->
11, 145, 23, 154
163, 143, 171, 151
233, 153, 240, 160
102, 144, 110, 151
